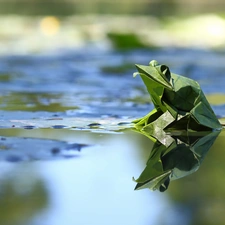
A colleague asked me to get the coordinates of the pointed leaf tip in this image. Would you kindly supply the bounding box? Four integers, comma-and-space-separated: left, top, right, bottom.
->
133, 72, 140, 77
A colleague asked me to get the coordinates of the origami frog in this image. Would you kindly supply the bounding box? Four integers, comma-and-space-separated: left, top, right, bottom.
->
133, 60, 222, 132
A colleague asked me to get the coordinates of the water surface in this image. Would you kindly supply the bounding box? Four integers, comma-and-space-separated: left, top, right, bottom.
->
0, 47, 225, 225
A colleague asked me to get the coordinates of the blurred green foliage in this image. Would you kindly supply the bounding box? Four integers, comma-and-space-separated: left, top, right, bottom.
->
107, 33, 148, 50
0, 0, 224, 16
0, 167, 48, 225
101, 63, 134, 74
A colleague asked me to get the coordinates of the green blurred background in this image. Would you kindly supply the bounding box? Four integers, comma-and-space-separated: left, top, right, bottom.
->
1, 0, 225, 54
0, 0, 224, 16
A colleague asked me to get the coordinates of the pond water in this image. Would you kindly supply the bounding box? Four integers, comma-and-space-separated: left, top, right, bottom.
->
0, 46, 225, 225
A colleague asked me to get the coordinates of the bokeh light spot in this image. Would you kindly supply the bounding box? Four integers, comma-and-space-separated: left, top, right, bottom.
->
40, 16, 60, 36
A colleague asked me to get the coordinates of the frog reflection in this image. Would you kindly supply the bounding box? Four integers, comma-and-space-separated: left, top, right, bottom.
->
133, 129, 220, 192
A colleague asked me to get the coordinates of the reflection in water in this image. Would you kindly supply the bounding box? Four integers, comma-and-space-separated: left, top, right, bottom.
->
0, 129, 168, 225
0, 164, 48, 225
133, 129, 221, 192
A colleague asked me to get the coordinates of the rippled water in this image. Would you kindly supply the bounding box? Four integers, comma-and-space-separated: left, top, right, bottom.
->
0, 47, 225, 225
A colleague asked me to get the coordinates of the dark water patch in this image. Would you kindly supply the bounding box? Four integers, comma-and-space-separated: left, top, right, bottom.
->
23, 125, 36, 129
66, 143, 91, 151
52, 125, 68, 129
51, 147, 60, 154
0, 133, 92, 161
6, 155, 23, 162
87, 123, 102, 128
117, 121, 132, 126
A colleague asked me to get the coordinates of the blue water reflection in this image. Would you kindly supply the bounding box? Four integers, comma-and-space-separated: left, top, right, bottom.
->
0, 131, 173, 225
0, 125, 224, 225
